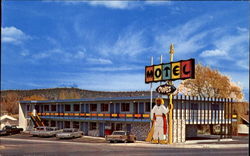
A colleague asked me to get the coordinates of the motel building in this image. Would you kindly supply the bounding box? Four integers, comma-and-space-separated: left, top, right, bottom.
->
19, 95, 233, 142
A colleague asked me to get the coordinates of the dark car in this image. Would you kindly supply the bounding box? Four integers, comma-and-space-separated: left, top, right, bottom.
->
0, 125, 23, 136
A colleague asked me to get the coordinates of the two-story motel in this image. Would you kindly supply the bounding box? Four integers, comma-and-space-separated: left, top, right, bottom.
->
19, 95, 233, 142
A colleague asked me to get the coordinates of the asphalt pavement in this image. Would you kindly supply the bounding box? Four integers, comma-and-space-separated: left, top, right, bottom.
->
0, 134, 248, 156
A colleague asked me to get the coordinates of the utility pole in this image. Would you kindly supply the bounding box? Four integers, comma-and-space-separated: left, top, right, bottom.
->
168, 44, 174, 144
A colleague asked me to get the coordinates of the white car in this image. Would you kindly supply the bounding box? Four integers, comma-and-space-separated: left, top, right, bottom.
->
30, 126, 47, 136
56, 128, 83, 139
38, 127, 62, 137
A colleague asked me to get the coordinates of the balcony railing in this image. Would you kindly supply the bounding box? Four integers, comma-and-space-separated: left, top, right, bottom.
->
33, 112, 150, 122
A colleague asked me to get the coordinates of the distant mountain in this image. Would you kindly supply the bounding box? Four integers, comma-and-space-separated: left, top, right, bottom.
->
0, 87, 155, 100
0, 88, 158, 114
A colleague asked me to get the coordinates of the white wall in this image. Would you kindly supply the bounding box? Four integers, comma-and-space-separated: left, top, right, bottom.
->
19, 103, 27, 130
238, 124, 249, 134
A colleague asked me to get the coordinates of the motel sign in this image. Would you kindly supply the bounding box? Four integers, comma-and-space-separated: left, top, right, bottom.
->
145, 58, 195, 83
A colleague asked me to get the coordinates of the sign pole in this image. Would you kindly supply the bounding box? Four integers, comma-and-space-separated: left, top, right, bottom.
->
160, 55, 163, 98
150, 56, 153, 128
168, 44, 174, 144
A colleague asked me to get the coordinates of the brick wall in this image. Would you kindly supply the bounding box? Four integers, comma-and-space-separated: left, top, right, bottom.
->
131, 122, 150, 141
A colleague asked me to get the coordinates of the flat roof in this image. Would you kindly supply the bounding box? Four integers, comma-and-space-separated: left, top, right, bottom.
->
19, 95, 235, 104
20, 95, 163, 104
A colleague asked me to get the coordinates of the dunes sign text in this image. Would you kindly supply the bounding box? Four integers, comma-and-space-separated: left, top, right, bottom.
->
145, 58, 195, 83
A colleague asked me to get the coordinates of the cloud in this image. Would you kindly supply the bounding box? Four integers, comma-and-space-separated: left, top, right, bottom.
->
154, 15, 212, 58
74, 51, 85, 59
32, 48, 62, 59
144, 0, 171, 6
20, 49, 30, 57
222, 71, 249, 91
205, 28, 249, 69
62, 0, 170, 9
57, 72, 148, 91
88, 1, 130, 9
236, 27, 248, 33
86, 65, 143, 72
87, 58, 112, 64
214, 33, 248, 55
98, 28, 148, 57
200, 49, 227, 57
236, 59, 249, 70
30, 48, 85, 62
1, 26, 30, 44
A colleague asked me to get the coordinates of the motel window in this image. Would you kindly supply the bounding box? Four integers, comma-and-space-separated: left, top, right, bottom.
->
73, 104, 80, 112
27, 105, 30, 111
116, 123, 123, 131
191, 103, 198, 110
145, 102, 150, 112
73, 121, 79, 129
90, 104, 97, 112
51, 105, 56, 111
65, 104, 71, 111
121, 103, 130, 112
44, 105, 50, 111
50, 120, 56, 127
212, 104, 219, 110
64, 121, 70, 128
90, 122, 97, 130
101, 103, 109, 112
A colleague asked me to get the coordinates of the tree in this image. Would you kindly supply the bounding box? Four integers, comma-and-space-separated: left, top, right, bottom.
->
178, 64, 244, 101
1, 92, 19, 114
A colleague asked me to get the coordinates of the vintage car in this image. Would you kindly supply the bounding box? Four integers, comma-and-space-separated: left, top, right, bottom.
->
0, 125, 23, 136
38, 127, 62, 137
30, 126, 47, 136
105, 131, 136, 143
56, 128, 83, 139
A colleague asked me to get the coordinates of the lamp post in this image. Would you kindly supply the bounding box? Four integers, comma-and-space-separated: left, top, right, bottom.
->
168, 43, 174, 144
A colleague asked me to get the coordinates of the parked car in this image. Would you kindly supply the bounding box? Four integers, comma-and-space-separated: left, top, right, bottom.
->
0, 125, 23, 136
38, 127, 62, 137
105, 131, 136, 143
56, 128, 83, 139
30, 126, 47, 136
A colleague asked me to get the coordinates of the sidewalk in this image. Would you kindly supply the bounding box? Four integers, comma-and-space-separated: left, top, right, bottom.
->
110, 139, 248, 149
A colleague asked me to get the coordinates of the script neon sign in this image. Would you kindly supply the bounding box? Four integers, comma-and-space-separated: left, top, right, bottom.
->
145, 58, 195, 83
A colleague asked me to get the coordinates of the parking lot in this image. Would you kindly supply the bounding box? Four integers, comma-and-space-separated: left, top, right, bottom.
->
0, 132, 107, 143
1, 134, 248, 156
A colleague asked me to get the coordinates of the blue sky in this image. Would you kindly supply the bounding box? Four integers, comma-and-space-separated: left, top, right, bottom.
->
1, 1, 249, 100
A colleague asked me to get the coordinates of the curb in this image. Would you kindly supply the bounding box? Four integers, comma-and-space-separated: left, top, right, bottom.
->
184, 138, 233, 144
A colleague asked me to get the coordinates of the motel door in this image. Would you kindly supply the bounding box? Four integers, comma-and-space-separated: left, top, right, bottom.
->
115, 103, 120, 114
110, 103, 115, 113
58, 121, 63, 129
83, 122, 88, 135
99, 123, 105, 137
126, 124, 131, 132
60, 105, 64, 113
139, 102, 144, 114
85, 104, 90, 113
81, 104, 84, 113
134, 102, 138, 114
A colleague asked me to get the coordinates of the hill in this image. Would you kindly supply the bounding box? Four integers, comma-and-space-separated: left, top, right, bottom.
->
0, 87, 155, 114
